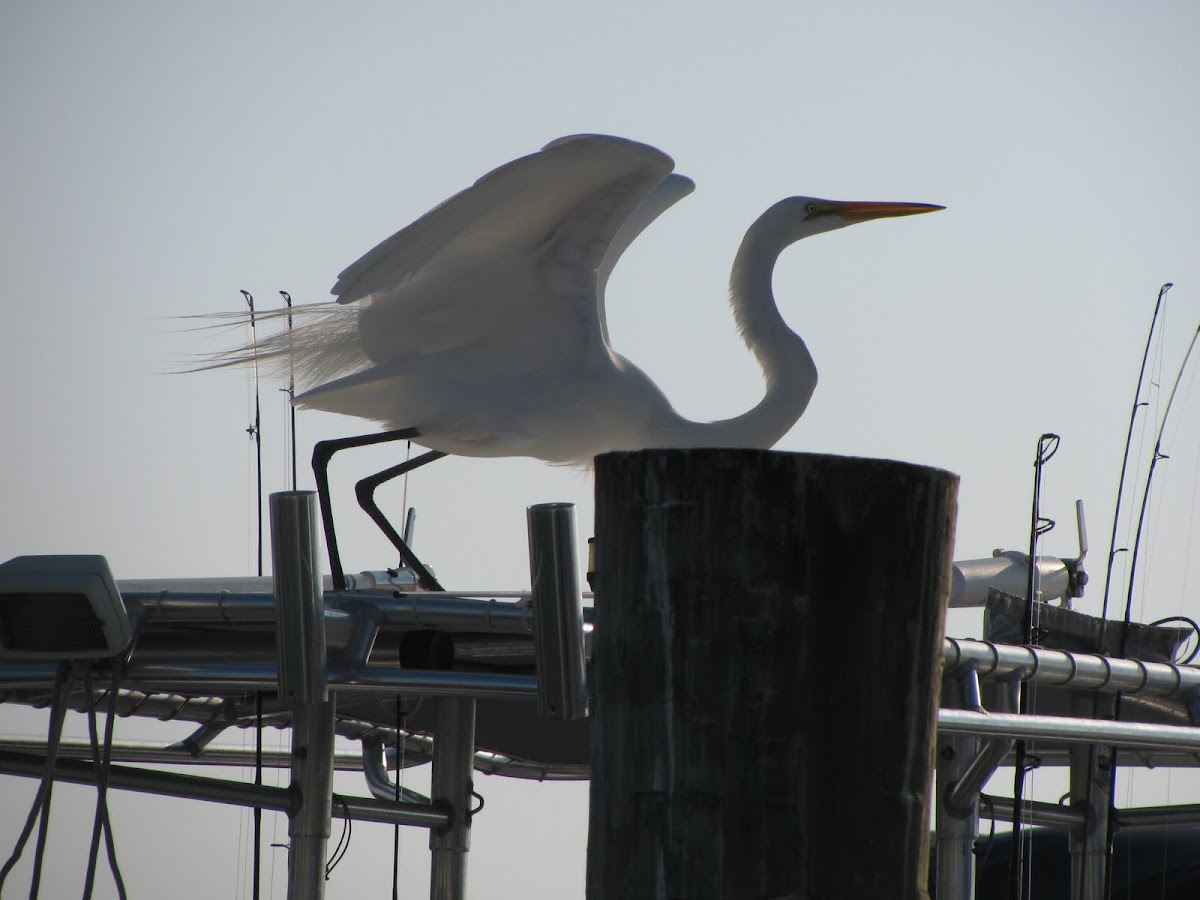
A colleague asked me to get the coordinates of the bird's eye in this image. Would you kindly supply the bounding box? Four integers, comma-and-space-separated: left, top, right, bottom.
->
804, 202, 818, 215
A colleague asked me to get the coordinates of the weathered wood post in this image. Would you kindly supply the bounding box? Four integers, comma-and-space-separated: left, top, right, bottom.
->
588, 449, 957, 900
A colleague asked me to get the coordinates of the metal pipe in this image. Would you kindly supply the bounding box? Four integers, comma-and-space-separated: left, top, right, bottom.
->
0, 737, 361, 770
939, 708, 1200, 751
0, 749, 293, 811
0, 749, 450, 828
979, 795, 1087, 829
943, 637, 1200, 698
429, 698, 477, 900
527, 503, 587, 720
1, 662, 541, 700
944, 680, 1017, 817
272, 492, 328, 707
1068, 693, 1109, 900
336, 793, 451, 829
935, 732, 978, 900
1115, 802, 1200, 830
331, 668, 537, 701
271, 491, 334, 900
361, 738, 430, 804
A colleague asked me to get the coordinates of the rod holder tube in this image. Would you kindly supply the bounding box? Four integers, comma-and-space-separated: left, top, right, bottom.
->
526, 502, 587, 720
271, 492, 335, 900
429, 697, 477, 900
271, 491, 327, 705
935, 732, 978, 900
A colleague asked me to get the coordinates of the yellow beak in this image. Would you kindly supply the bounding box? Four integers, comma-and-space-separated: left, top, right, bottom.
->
835, 201, 945, 222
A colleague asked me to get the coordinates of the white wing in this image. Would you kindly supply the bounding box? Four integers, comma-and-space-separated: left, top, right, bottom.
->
595, 172, 694, 347
323, 135, 677, 380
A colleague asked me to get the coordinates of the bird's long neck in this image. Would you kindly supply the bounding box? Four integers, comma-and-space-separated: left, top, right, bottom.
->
663, 216, 816, 449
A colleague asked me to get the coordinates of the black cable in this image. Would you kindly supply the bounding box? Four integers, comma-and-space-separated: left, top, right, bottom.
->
392, 695, 402, 900
1148, 615, 1200, 665
0, 661, 75, 897
325, 796, 352, 879
81, 663, 127, 900
253, 690, 263, 900
82, 668, 104, 899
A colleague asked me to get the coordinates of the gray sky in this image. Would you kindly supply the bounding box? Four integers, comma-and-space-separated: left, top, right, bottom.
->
3, 2, 1200, 897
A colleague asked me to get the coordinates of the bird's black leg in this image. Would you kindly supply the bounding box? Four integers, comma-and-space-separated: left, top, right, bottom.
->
312, 427, 422, 590
355, 450, 448, 592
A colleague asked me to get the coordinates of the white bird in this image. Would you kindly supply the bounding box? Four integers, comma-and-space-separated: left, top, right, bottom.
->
221, 134, 941, 463
208, 134, 940, 587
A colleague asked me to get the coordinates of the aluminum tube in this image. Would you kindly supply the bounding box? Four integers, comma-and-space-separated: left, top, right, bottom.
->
997, 747, 1200, 768
331, 668, 538, 701
361, 739, 430, 804
449, 635, 536, 666
939, 709, 1200, 751
943, 680, 1016, 817
0, 749, 448, 828
0, 749, 293, 811
980, 795, 1087, 829
122, 589, 596, 632
271, 492, 335, 900
83, 662, 539, 700
944, 733, 1014, 818
288, 700, 336, 900
0, 737, 361, 770
336, 793, 451, 829
272, 491, 328, 705
338, 593, 536, 634
943, 637, 1200, 698
935, 732, 978, 900
1068, 693, 1109, 900
1116, 803, 1200, 830
122, 592, 278, 623
429, 698, 477, 900
119, 572, 418, 595
527, 503, 587, 720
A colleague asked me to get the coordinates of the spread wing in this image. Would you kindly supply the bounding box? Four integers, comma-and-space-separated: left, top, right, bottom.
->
326, 135, 683, 378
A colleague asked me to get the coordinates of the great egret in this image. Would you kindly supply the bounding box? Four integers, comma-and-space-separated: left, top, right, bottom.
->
211, 134, 942, 587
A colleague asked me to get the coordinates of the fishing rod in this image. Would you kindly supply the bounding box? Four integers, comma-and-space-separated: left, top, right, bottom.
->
240, 290, 264, 577
239, 290, 265, 900
1008, 433, 1059, 900
280, 291, 297, 491
1104, 311, 1199, 900
1100, 283, 1172, 623
1119, 317, 1200, 652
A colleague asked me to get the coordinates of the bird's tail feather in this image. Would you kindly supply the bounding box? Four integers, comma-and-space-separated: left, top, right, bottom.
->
180, 303, 368, 388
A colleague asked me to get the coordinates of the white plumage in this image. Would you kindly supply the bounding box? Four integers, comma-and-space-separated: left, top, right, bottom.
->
211, 134, 941, 462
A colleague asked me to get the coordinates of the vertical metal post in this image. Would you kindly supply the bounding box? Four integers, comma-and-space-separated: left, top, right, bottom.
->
935, 730, 979, 900
1069, 693, 1111, 900
271, 491, 334, 900
429, 697, 476, 900
527, 502, 588, 720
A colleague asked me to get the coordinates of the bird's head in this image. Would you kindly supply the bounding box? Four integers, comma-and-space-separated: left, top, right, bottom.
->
765, 196, 944, 241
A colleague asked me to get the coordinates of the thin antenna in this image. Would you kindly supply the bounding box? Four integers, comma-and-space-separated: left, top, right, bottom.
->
280, 291, 297, 491
1101, 283, 1172, 623
241, 290, 264, 577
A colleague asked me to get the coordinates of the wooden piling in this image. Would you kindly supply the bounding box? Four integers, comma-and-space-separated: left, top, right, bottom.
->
587, 449, 957, 900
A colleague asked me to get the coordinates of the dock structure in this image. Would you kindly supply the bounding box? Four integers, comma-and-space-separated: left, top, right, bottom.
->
588, 449, 957, 899
0, 453, 1199, 898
